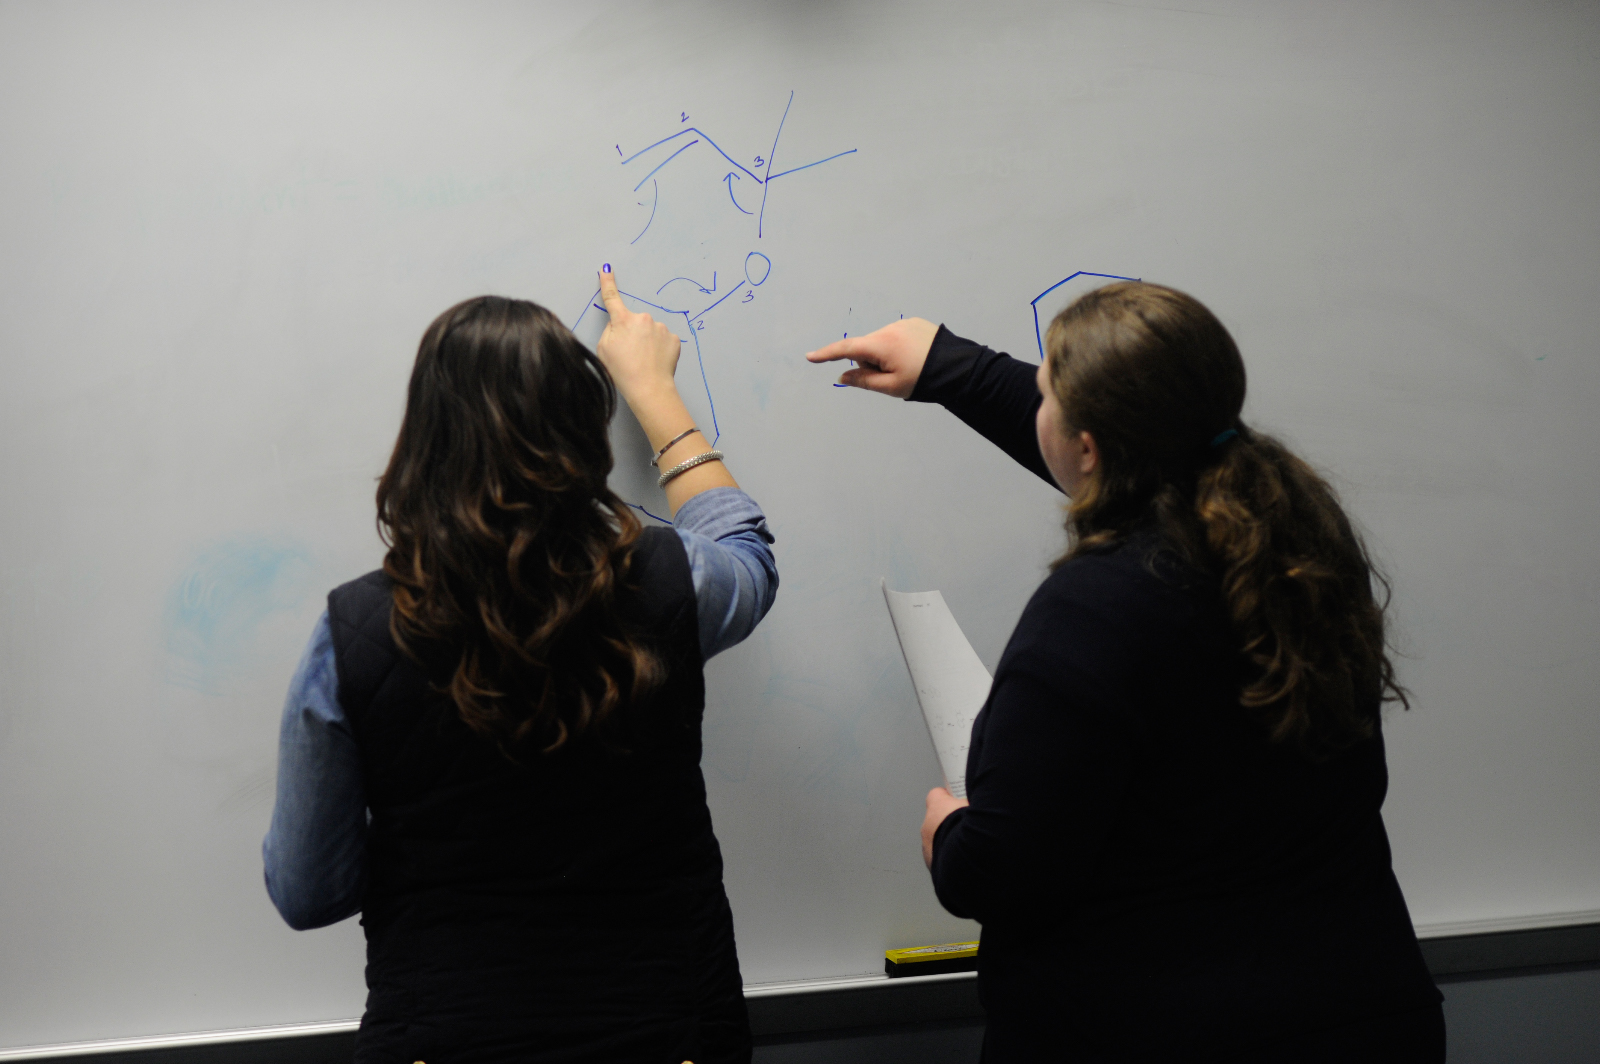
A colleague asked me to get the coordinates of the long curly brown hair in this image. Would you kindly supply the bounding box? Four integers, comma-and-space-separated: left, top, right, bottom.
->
1046, 282, 1408, 758
375, 295, 663, 753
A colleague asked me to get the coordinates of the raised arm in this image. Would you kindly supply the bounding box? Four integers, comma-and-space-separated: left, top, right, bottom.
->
595, 265, 738, 515
807, 320, 1057, 488
595, 266, 780, 656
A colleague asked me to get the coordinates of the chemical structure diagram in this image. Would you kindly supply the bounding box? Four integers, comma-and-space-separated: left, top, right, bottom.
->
1029, 271, 1141, 360
572, 91, 857, 521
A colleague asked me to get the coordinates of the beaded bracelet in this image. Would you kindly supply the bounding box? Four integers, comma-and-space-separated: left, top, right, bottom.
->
658, 450, 725, 489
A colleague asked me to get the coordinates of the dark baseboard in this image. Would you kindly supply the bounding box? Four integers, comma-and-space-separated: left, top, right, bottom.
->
1419, 922, 1600, 977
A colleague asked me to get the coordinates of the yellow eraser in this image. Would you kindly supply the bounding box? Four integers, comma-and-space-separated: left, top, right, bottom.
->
884, 940, 979, 977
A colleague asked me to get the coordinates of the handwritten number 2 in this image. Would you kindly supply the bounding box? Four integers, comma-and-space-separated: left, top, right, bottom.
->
695, 319, 705, 331
681, 112, 689, 123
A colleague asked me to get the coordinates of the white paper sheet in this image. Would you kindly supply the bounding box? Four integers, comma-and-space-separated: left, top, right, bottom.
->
881, 580, 994, 799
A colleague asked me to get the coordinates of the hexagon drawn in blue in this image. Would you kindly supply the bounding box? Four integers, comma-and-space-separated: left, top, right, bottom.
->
1030, 271, 1141, 361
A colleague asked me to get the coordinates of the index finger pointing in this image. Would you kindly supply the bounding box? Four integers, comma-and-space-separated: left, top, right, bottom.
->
597, 266, 626, 317
806, 336, 865, 364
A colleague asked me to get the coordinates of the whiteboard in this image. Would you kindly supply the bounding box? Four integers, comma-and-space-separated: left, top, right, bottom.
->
2, 0, 1598, 1049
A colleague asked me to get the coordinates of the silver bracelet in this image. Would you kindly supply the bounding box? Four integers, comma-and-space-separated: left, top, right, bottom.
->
650, 426, 699, 467
658, 450, 725, 488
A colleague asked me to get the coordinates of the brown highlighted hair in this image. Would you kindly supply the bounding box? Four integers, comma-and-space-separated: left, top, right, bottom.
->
376, 296, 662, 752
1045, 282, 1407, 757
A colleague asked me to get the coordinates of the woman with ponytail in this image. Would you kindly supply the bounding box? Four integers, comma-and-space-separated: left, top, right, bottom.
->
263, 269, 776, 1063
809, 284, 1442, 1062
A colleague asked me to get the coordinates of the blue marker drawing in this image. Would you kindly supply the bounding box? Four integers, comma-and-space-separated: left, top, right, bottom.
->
586, 95, 858, 522
744, 252, 771, 286
757, 92, 792, 239
619, 92, 856, 238
658, 272, 715, 295
724, 171, 753, 214
623, 129, 762, 183
1030, 271, 1141, 360
767, 150, 859, 181
694, 281, 747, 321
630, 179, 658, 245
630, 502, 673, 524
575, 288, 722, 445
633, 138, 700, 192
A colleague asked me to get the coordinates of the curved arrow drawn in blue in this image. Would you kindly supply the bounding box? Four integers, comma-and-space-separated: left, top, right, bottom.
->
657, 272, 716, 296
629, 179, 658, 245
724, 172, 753, 214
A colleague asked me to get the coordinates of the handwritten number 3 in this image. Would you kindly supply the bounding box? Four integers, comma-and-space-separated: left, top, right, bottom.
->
742, 291, 754, 303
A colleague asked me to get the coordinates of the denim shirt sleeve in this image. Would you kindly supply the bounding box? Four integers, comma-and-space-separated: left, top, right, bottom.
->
262, 611, 367, 930
672, 487, 779, 661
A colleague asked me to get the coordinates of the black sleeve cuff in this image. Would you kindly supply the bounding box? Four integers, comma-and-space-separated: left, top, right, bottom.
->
909, 324, 981, 405
933, 804, 966, 854
929, 805, 977, 921
902, 324, 1056, 488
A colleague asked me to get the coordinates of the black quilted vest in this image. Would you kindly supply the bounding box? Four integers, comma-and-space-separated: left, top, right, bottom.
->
326, 527, 750, 1064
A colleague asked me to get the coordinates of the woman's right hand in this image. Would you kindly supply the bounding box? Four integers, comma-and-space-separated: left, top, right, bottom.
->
595, 266, 683, 404
593, 266, 738, 509
806, 317, 939, 399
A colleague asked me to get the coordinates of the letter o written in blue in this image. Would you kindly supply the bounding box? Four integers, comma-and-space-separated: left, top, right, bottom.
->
745, 252, 772, 287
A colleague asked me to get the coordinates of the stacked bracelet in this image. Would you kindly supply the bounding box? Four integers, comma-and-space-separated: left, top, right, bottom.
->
650, 426, 700, 467
658, 450, 725, 488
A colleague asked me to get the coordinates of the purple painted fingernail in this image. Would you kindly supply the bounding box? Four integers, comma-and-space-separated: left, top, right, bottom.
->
602, 263, 611, 273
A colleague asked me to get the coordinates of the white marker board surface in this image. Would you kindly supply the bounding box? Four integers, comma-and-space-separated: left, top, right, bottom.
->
2, 0, 1598, 1049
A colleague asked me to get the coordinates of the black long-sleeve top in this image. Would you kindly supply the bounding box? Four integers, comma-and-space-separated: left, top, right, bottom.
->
915, 328, 1440, 1061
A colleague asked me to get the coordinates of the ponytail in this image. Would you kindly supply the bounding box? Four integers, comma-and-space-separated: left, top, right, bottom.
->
1190, 429, 1406, 755
1047, 283, 1408, 758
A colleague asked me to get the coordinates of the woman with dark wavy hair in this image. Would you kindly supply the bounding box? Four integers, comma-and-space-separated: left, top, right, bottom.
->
809, 284, 1443, 1062
263, 268, 775, 1063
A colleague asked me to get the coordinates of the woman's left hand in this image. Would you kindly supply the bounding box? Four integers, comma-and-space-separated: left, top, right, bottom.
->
921, 787, 969, 869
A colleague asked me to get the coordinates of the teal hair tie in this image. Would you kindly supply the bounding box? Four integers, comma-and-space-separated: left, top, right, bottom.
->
1210, 429, 1239, 448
